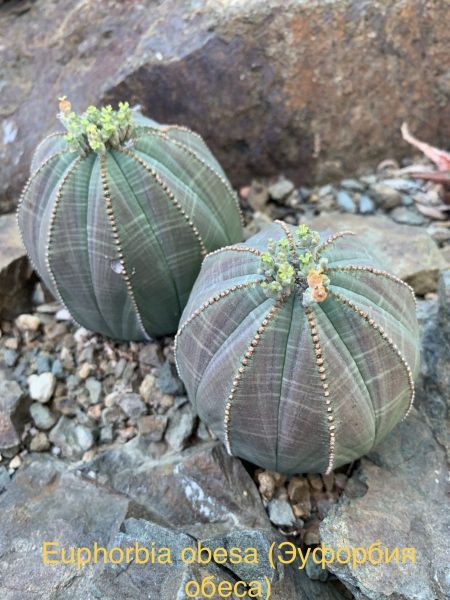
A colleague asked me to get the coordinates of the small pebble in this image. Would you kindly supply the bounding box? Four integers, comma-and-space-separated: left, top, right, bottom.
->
36, 353, 51, 374
307, 474, 323, 491
336, 190, 356, 213
29, 403, 57, 430
257, 471, 276, 500
390, 206, 426, 226
9, 455, 22, 470
15, 314, 40, 332
318, 184, 333, 197
139, 374, 156, 403
0, 466, 10, 491
138, 415, 168, 442
268, 178, 295, 202
165, 404, 195, 452
51, 359, 64, 378
156, 360, 185, 396
303, 521, 320, 546
28, 372, 56, 403
287, 476, 310, 503
101, 405, 126, 426
5, 338, 18, 350
78, 363, 92, 380
85, 377, 102, 404
267, 498, 295, 527
359, 194, 375, 214
371, 183, 402, 208
334, 473, 348, 490
305, 553, 329, 581
118, 393, 147, 423
2, 349, 18, 368
30, 432, 50, 452
340, 178, 365, 192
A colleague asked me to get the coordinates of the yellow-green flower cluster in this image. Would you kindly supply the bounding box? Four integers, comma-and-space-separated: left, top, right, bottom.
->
58, 99, 135, 156
259, 224, 329, 304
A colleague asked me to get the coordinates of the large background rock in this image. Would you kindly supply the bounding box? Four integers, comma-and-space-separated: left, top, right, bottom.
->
306, 213, 448, 295
0, 214, 35, 317
1, 0, 450, 211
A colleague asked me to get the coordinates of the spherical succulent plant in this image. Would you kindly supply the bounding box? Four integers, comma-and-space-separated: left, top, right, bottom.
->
175, 221, 420, 474
17, 99, 243, 340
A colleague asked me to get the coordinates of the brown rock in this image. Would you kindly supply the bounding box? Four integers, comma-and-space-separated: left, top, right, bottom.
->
0, 216, 34, 317
77, 363, 92, 380
53, 395, 77, 417
137, 414, 168, 442
287, 475, 309, 503
292, 500, 311, 520
139, 374, 156, 404
2, 1, 450, 210
289, 476, 312, 519
303, 520, 321, 546
257, 470, 276, 500
321, 472, 334, 493
30, 431, 50, 452
334, 472, 348, 491
311, 490, 335, 520
370, 183, 402, 209
307, 473, 323, 491
15, 313, 40, 332
248, 181, 270, 212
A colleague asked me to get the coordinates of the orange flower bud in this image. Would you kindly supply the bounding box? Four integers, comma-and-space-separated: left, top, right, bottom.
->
59, 96, 71, 114
311, 284, 328, 302
307, 269, 324, 287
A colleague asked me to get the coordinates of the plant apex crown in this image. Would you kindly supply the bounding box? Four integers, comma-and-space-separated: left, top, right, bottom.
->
57, 97, 136, 156
259, 224, 329, 306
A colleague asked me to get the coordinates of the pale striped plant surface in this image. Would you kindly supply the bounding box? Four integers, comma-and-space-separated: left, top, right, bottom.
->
175, 221, 420, 475
17, 100, 243, 340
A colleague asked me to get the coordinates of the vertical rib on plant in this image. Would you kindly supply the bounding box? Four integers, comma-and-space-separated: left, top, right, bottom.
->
175, 221, 420, 475
17, 99, 243, 340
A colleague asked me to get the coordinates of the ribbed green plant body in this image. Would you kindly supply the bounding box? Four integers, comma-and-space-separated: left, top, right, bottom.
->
17, 108, 243, 340
175, 222, 420, 475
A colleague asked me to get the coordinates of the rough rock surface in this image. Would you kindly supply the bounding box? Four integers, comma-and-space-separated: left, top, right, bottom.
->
80, 440, 269, 538
415, 269, 450, 452
306, 213, 448, 294
0, 455, 129, 599
321, 412, 448, 600
0, 447, 344, 599
2, 0, 450, 210
0, 215, 34, 316
0, 378, 26, 453
320, 271, 450, 600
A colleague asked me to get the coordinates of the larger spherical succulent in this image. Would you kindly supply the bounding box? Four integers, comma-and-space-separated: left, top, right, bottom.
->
17, 100, 243, 340
175, 221, 420, 474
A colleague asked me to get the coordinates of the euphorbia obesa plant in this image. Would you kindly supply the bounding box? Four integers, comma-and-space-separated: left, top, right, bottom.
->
17, 99, 243, 340
175, 221, 420, 474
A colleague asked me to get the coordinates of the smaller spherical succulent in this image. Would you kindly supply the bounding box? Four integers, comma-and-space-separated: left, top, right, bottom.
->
17, 99, 243, 340
175, 221, 420, 475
